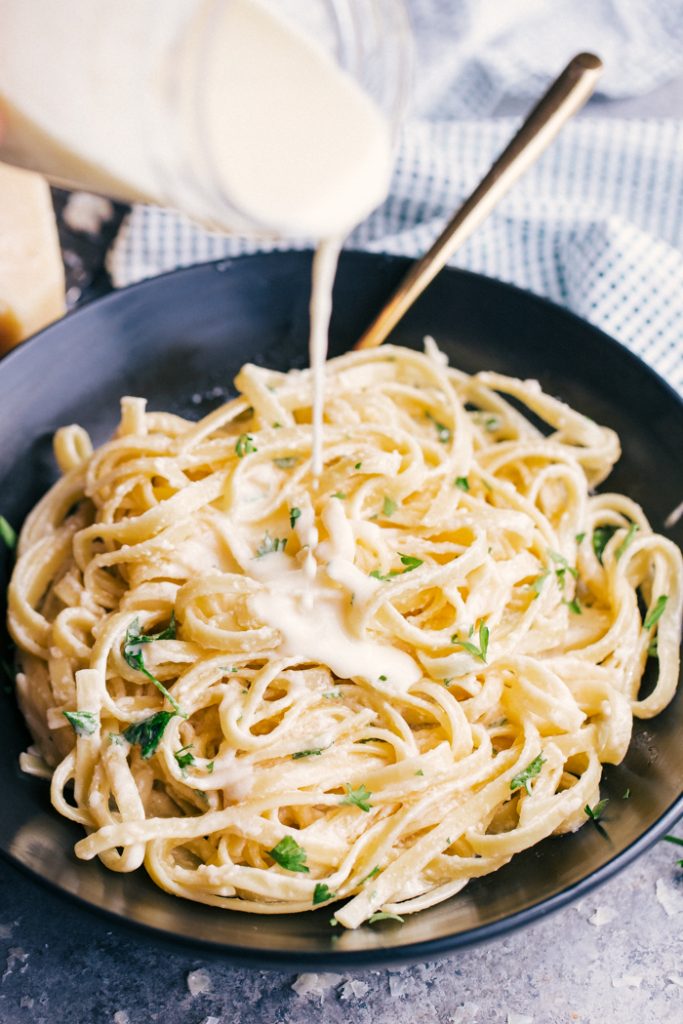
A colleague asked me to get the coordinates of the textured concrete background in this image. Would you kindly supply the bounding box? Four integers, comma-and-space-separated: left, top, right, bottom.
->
1, 71, 682, 1024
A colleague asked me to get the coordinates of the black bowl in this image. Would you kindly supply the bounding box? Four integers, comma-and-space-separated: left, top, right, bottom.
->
0, 252, 681, 968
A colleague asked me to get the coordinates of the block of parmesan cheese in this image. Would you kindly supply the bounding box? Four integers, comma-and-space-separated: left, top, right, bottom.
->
0, 161, 65, 353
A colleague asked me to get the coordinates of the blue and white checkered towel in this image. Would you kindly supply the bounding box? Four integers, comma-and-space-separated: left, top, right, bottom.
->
108, 0, 683, 394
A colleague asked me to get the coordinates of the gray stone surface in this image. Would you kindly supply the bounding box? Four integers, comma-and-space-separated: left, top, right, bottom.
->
1, 69, 682, 1024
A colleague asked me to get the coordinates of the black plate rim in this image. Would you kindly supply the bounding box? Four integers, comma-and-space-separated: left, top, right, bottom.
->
1, 250, 682, 414
0, 251, 681, 968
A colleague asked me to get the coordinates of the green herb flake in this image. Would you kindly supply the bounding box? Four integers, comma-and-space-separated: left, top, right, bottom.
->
235, 433, 257, 457
592, 525, 618, 563
368, 911, 404, 925
484, 416, 499, 432
382, 495, 397, 517
206, 761, 215, 774
548, 550, 579, 591
564, 598, 582, 615
510, 753, 546, 796
415, 769, 425, 777
648, 636, 659, 659
575, 532, 586, 544
268, 835, 309, 873
313, 882, 336, 905
123, 615, 181, 713
256, 531, 287, 557
530, 569, 550, 597
644, 595, 668, 630
425, 411, 451, 444
342, 782, 372, 812
289, 507, 302, 530
123, 711, 175, 759
174, 744, 195, 773
622, 788, 630, 800
272, 422, 282, 429
332, 492, 347, 500
63, 710, 98, 737
615, 522, 639, 560
585, 798, 609, 824
292, 748, 323, 760
354, 462, 362, 470
451, 622, 489, 663
454, 477, 469, 492
323, 690, 342, 700
0, 515, 17, 550
273, 456, 298, 469
361, 866, 380, 884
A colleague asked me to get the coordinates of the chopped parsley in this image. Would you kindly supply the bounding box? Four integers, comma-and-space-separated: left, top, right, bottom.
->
510, 753, 546, 796
268, 835, 309, 873
235, 433, 257, 457
382, 495, 397, 517
368, 911, 404, 925
548, 550, 578, 591
564, 598, 582, 615
415, 769, 425, 777
622, 788, 630, 799
256, 531, 287, 557
354, 462, 362, 470
342, 783, 372, 812
291, 748, 323, 760
361, 866, 380, 884
206, 761, 215, 774
592, 525, 618, 563
174, 744, 195, 773
575, 532, 586, 544
425, 411, 451, 444
124, 711, 175, 759
529, 568, 550, 597
332, 492, 346, 500
399, 553, 423, 571
289, 507, 302, 530
313, 882, 336, 905
378, 674, 387, 682
125, 613, 177, 646
615, 522, 639, 559
643, 595, 668, 630
123, 615, 181, 713
451, 622, 489, 663
585, 798, 609, 831
323, 690, 342, 700
454, 477, 469, 492
63, 710, 98, 737
273, 456, 298, 469
0, 515, 16, 550
648, 636, 659, 658
370, 553, 423, 581
663, 834, 683, 868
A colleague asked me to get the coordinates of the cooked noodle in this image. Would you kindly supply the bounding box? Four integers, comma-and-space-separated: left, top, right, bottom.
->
7, 341, 682, 928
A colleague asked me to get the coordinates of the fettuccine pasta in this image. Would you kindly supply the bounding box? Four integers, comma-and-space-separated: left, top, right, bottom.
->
7, 341, 682, 928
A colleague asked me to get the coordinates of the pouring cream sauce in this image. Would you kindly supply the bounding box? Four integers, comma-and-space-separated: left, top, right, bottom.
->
0, 0, 398, 689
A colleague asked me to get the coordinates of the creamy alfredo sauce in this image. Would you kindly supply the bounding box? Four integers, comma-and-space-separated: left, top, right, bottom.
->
1, 0, 397, 688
